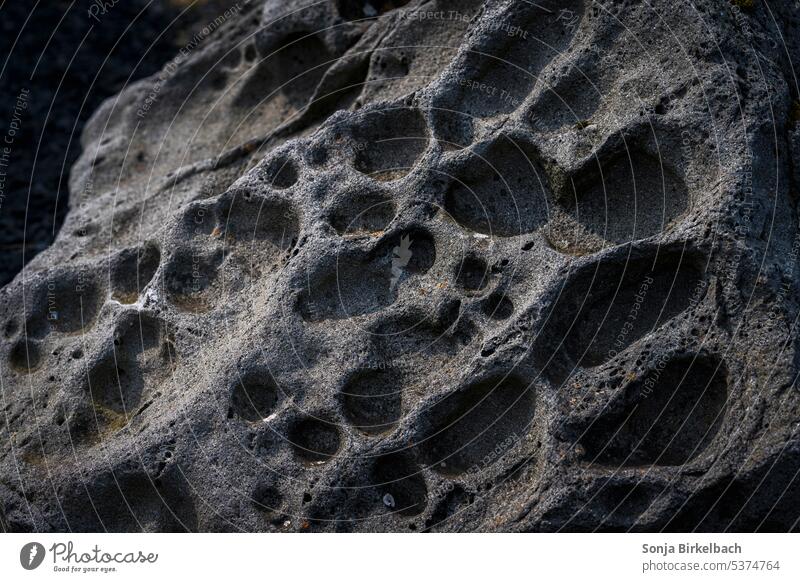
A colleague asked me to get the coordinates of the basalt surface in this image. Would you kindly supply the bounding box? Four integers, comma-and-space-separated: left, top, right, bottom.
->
2, 0, 800, 532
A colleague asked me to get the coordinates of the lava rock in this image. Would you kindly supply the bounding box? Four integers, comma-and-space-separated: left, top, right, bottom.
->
2, 0, 800, 533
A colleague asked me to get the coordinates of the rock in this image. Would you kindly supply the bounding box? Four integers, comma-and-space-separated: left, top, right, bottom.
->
2, 0, 800, 532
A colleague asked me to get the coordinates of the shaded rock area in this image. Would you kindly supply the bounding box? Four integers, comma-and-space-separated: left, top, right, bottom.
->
2, 0, 800, 532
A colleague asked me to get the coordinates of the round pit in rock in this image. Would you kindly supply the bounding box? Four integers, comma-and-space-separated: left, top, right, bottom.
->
288, 418, 341, 465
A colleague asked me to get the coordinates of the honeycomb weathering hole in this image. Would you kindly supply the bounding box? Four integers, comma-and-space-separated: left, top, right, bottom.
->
9, 339, 41, 374
439, 0, 584, 118
402, 229, 436, 274
351, 107, 428, 181
288, 418, 341, 464
263, 155, 298, 189
432, 109, 474, 151
341, 369, 402, 434
182, 202, 217, 237
372, 303, 475, 366
456, 255, 490, 293
555, 151, 690, 250
372, 452, 427, 517
540, 250, 705, 375
482, 292, 514, 320
88, 359, 143, 417
4, 319, 18, 338
443, 140, 549, 236
581, 356, 728, 466
62, 473, 195, 532
420, 376, 535, 475
32, 273, 102, 334
533, 77, 604, 133
376, 227, 437, 286
252, 484, 283, 514
217, 194, 300, 254
328, 188, 396, 235
164, 248, 223, 313
234, 31, 330, 110
111, 243, 160, 304
229, 372, 279, 423
85, 313, 172, 429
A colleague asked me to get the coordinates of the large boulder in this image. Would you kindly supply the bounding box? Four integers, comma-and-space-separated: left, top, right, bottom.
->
2, 0, 800, 532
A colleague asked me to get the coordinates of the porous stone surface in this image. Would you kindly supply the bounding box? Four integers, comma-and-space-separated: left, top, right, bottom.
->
2, 0, 800, 532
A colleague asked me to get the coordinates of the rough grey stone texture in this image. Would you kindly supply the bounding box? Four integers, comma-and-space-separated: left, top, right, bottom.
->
2, 0, 800, 532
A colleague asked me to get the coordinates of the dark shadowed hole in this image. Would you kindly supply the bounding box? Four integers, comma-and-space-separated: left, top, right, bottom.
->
229, 372, 279, 423
9, 339, 41, 373
442, 139, 549, 236
351, 107, 428, 181
34, 273, 103, 334
111, 243, 161, 304
289, 418, 341, 464
432, 108, 474, 151
421, 375, 535, 475
252, 484, 283, 514
373, 452, 427, 516
404, 229, 436, 274
263, 155, 298, 189
482, 292, 514, 320
581, 356, 728, 466
456, 255, 489, 293
341, 369, 402, 434
164, 247, 223, 313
